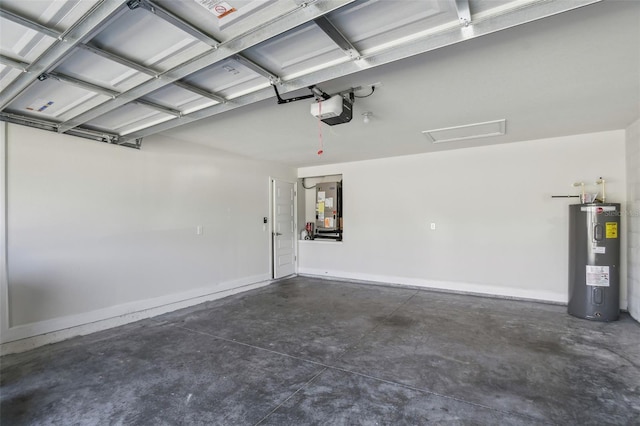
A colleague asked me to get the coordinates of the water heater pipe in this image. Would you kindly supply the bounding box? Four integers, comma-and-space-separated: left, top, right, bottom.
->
572, 182, 585, 203
596, 177, 606, 203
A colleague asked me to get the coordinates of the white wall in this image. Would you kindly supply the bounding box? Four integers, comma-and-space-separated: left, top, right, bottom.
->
627, 119, 640, 320
298, 131, 627, 305
1, 124, 295, 350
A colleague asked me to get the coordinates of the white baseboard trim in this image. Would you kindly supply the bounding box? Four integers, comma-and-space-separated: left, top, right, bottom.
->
298, 268, 567, 305
1, 274, 271, 356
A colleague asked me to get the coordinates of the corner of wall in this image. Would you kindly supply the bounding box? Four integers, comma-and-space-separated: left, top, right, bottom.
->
0, 122, 8, 339
626, 118, 640, 321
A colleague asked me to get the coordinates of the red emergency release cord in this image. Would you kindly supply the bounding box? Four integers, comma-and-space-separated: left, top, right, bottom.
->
317, 100, 323, 155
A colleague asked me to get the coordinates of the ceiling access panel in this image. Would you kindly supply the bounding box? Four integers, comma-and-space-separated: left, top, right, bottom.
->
53, 48, 153, 93
324, 0, 459, 55
84, 102, 175, 136
4, 78, 110, 122
88, 7, 212, 73
141, 84, 218, 114
181, 57, 269, 100
241, 21, 349, 81
152, 0, 300, 42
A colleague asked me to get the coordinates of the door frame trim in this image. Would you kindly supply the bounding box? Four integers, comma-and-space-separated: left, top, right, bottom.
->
269, 177, 298, 279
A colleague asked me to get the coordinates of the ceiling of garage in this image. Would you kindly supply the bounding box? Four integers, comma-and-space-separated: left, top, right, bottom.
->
1, 0, 638, 166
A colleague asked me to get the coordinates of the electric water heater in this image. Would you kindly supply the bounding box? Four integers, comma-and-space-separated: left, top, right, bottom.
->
568, 203, 621, 321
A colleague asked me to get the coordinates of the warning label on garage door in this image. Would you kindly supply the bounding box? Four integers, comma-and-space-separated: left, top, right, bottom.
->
194, 0, 237, 18
586, 265, 610, 287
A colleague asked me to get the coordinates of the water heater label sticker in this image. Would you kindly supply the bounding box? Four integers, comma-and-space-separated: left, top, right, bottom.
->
318, 202, 324, 213
317, 192, 325, 202
592, 246, 606, 254
580, 206, 616, 212
586, 265, 610, 287
325, 197, 333, 208
325, 218, 334, 228
605, 222, 618, 238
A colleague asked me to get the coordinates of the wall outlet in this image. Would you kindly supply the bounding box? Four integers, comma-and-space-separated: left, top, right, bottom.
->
196, 225, 203, 235
430, 223, 436, 230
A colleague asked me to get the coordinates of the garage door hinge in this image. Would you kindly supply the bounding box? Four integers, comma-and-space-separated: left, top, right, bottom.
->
127, 0, 142, 10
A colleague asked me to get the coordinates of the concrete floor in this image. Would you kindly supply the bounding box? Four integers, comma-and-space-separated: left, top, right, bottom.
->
2, 277, 639, 425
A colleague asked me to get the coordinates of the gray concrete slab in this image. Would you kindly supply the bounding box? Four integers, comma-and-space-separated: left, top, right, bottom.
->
336, 290, 640, 424
2, 321, 323, 425
2, 276, 639, 425
260, 367, 543, 425
156, 277, 415, 364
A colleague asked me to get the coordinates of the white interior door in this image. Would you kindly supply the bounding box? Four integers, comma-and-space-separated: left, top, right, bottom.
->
273, 179, 296, 278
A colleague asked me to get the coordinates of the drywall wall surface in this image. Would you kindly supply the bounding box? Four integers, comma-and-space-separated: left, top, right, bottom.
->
627, 119, 640, 320
299, 130, 627, 304
5, 124, 294, 332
